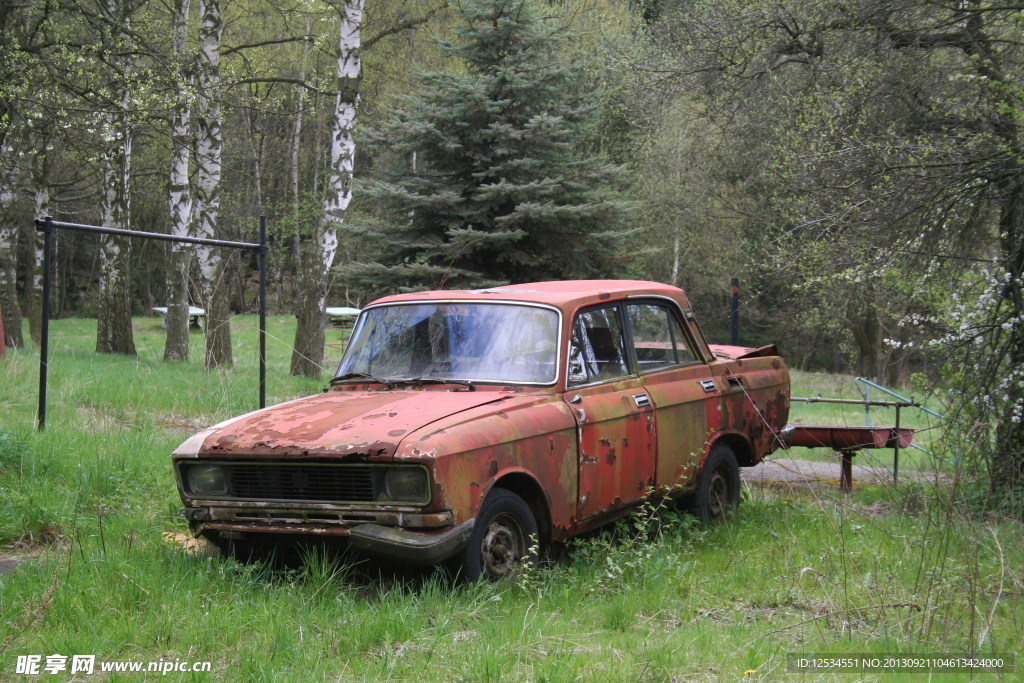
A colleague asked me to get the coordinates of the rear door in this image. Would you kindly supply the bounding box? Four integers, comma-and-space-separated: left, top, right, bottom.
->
564, 304, 655, 520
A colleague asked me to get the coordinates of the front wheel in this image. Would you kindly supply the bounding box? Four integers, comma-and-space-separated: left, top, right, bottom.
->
459, 488, 538, 582
689, 443, 740, 524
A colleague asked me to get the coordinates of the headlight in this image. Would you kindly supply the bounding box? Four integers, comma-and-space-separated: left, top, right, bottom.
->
187, 465, 227, 495
384, 468, 428, 503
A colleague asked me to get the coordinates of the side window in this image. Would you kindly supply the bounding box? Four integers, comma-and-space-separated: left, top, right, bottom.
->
567, 306, 630, 386
627, 303, 697, 372
669, 312, 697, 364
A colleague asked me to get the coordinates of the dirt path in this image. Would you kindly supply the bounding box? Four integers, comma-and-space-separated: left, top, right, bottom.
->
0, 557, 22, 575
743, 457, 941, 486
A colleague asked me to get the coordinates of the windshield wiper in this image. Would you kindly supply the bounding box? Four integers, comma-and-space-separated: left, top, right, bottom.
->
390, 377, 476, 391
330, 372, 395, 389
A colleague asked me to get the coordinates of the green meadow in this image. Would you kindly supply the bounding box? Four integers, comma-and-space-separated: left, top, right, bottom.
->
0, 317, 1020, 681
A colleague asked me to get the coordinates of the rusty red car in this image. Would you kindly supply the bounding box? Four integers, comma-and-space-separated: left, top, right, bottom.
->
173, 280, 790, 580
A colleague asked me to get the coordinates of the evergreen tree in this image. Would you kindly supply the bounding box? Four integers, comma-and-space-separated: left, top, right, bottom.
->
344, 0, 633, 292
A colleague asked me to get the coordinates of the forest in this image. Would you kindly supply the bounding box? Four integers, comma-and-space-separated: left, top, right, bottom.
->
0, 0, 1022, 496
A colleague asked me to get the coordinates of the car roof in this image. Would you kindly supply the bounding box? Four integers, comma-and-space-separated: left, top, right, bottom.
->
367, 280, 691, 313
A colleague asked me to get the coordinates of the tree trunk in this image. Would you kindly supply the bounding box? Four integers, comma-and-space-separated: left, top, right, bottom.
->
847, 295, 889, 384
0, 137, 22, 349
95, 0, 136, 356
0, 223, 20, 349
27, 178, 48, 347
195, 0, 231, 369
163, 0, 193, 362
991, 176, 1024, 492
96, 113, 137, 355
290, 0, 362, 378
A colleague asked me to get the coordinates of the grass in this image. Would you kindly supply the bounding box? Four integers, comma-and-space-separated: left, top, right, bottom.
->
0, 317, 1021, 681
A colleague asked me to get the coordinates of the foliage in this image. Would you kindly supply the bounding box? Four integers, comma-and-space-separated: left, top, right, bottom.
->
643, 0, 1024, 490
341, 0, 634, 294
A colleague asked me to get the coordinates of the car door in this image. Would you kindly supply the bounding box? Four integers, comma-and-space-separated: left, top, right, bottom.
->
564, 304, 655, 520
625, 301, 712, 494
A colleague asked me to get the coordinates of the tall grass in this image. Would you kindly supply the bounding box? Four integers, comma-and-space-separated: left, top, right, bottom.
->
0, 318, 1021, 681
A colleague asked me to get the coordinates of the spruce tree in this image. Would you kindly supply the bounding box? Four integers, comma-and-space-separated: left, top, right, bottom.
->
344, 0, 632, 292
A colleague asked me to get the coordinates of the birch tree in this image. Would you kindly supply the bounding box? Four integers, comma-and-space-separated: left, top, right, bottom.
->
163, 0, 194, 362
26, 128, 50, 348
289, 0, 363, 378
95, 0, 137, 356
0, 0, 25, 350
0, 135, 22, 349
195, 0, 231, 369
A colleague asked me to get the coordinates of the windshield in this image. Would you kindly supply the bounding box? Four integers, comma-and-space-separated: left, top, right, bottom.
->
336, 303, 560, 385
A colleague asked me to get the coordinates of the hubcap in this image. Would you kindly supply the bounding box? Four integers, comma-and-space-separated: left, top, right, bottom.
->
707, 468, 730, 520
479, 512, 527, 580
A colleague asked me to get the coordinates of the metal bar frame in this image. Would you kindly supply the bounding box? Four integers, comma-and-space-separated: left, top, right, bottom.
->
34, 215, 269, 430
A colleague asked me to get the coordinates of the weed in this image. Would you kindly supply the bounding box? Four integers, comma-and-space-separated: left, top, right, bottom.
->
0, 320, 1021, 681
0, 427, 28, 473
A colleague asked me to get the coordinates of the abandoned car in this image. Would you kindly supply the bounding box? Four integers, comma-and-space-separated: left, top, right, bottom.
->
173, 280, 791, 580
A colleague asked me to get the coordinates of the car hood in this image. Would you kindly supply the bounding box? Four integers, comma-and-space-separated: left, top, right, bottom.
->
173, 389, 508, 460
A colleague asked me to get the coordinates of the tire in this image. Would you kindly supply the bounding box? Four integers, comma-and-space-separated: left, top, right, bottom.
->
689, 443, 740, 525
459, 488, 538, 582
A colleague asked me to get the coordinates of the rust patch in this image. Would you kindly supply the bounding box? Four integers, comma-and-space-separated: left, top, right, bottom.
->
488, 460, 498, 477
605, 448, 616, 464
388, 429, 406, 437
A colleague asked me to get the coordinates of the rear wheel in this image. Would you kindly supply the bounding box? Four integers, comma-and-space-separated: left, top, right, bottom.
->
459, 488, 538, 582
689, 443, 740, 524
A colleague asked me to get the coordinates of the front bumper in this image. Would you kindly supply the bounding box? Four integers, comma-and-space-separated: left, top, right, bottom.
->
348, 520, 474, 565
181, 506, 472, 564
180, 505, 450, 529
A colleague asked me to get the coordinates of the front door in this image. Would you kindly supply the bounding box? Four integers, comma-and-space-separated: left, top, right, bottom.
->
564, 304, 655, 520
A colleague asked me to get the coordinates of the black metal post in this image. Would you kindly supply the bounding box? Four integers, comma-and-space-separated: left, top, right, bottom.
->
259, 215, 267, 409
33, 217, 269, 420
37, 216, 54, 430
893, 405, 900, 485
730, 277, 739, 346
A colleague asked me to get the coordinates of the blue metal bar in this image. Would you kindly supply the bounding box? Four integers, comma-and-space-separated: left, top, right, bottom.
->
855, 377, 944, 419
854, 377, 945, 461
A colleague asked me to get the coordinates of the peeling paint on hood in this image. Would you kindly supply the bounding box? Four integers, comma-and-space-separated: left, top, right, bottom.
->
187, 390, 507, 459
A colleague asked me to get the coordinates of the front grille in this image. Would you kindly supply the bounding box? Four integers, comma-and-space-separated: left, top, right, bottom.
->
229, 464, 374, 501
184, 463, 377, 503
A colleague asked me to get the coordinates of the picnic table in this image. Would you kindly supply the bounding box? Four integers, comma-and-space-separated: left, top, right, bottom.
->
153, 306, 205, 329
325, 307, 362, 325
